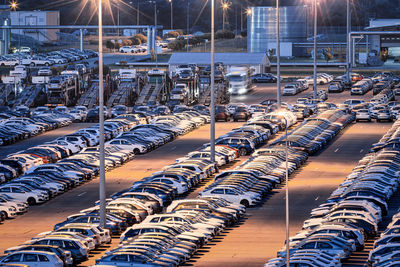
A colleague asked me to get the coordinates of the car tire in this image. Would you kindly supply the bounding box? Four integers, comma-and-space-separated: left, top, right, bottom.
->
239, 147, 247, 156
240, 199, 249, 208
28, 197, 36, 205
45, 62, 49, 66
30, 62, 35, 67
0, 211, 7, 219
133, 148, 140, 154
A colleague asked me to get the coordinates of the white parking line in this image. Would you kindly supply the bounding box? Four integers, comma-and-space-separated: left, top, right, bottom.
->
334, 148, 339, 153
360, 149, 364, 153
77, 192, 87, 197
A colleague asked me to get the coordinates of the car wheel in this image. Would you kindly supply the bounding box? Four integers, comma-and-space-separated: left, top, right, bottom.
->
45, 62, 49, 66
0, 211, 7, 219
28, 197, 36, 205
240, 199, 249, 208
239, 147, 247, 156
30, 62, 35, 67
133, 148, 140, 154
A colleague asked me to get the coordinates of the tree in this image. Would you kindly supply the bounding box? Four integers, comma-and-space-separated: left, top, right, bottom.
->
215, 30, 235, 39
164, 31, 180, 39
122, 39, 133, 46
105, 40, 115, 51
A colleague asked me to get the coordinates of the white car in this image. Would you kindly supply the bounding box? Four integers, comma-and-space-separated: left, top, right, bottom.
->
199, 187, 259, 207
119, 46, 138, 53
21, 56, 53, 66
0, 250, 64, 267
0, 58, 19, 66
283, 84, 299, 95
106, 139, 147, 154
0, 184, 48, 205
176, 151, 226, 166
0, 204, 17, 219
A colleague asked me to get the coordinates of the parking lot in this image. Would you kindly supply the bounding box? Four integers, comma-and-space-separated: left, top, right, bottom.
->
0, 80, 393, 266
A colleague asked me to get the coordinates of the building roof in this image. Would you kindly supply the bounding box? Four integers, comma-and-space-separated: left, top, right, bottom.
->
168, 52, 270, 66
366, 19, 400, 30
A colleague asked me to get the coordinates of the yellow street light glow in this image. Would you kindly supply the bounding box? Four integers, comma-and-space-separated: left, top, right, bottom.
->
222, 2, 229, 9
10, 1, 18, 10
246, 8, 252, 15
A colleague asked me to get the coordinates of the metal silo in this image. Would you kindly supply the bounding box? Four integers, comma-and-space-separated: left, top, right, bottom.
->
248, 6, 310, 53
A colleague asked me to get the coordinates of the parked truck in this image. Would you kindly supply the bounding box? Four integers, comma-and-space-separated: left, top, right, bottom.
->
227, 66, 253, 95
46, 75, 79, 106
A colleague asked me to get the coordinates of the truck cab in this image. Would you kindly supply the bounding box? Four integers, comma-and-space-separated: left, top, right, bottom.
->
227, 68, 252, 95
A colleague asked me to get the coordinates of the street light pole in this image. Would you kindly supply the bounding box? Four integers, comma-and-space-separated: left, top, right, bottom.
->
276, 0, 281, 108
169, 0, 173, 29
98, 0, 106, 229
313, 0, 317, 99
346, 0, 351, 84
117, 0, 120, 36
137, 0, 140, 25
284, 117, 289, 267
210, 0, 215, 164
186, 0, 190, 52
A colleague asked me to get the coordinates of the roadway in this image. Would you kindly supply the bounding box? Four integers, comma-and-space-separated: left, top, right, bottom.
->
0, 82, 391, 266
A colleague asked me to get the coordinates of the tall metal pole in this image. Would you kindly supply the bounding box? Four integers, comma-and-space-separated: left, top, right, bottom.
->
80, 29, 83, 51
154, 2, 157, 25
169, 0, 173, 29
210, 0, 215, 164
117, 0, 120, 36
346, 0, 350, 83
222, 6, 225, 30
137, 0, 140, 25
98, 0, 106, 229
276, 0, 281, 108
186, 0, 189, 52
284, 117, 289, 267
240, 4, 242, 32
313, 0, 317, 99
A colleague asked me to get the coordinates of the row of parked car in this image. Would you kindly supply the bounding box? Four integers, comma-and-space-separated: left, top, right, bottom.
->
0, 112, 73, 147
266, 118, 400, 266
0, 48, 97, 67
282, 79, 309, 96
0, 110, 272, 266
93, 108, 291, 266
97, 107, 356, 266
0, 111, 209, 225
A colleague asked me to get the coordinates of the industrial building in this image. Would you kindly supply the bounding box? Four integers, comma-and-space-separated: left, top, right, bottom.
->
10, 11, 60, 42
365, 19, 400, 58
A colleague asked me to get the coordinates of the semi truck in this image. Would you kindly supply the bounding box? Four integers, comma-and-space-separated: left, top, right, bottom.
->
227, 66, 253, 95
